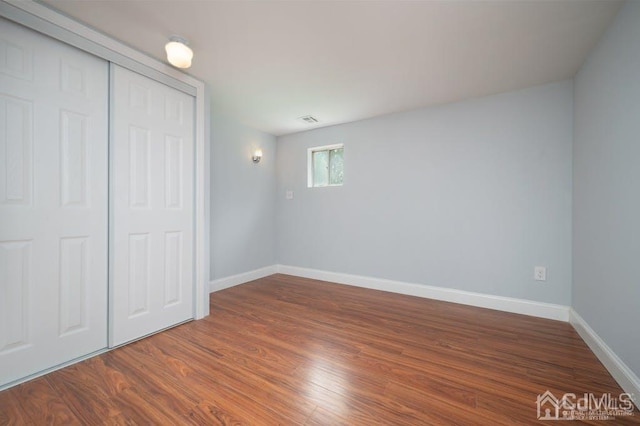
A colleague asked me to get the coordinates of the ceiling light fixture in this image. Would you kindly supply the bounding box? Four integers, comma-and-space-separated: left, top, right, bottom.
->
165, 36, 193, 69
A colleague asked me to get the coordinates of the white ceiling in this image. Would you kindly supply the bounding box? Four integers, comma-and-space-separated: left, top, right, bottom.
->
41, 0, 622, 136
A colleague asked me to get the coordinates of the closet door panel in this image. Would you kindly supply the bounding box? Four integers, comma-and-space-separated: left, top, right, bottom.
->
0, 18, 108, 387
110, 65, 194, 347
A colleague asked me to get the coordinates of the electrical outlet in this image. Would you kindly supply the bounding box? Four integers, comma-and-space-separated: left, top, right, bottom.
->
285, 190, 294, 200
534, 266, 547, 281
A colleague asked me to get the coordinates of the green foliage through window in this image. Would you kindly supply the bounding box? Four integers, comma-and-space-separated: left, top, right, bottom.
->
310, 145, 344, 187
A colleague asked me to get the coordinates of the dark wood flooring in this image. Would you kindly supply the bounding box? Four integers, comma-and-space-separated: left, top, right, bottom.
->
0, 274, 637, 425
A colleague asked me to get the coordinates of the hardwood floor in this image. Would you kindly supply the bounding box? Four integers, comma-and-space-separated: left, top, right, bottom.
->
0, 273, 637, 425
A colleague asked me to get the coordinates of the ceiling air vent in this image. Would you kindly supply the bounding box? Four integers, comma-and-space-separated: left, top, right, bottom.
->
299, 115, 319, 124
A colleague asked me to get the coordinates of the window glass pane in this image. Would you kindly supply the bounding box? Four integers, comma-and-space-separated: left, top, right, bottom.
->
329, 148, 344, 185
312, 150, 329, 187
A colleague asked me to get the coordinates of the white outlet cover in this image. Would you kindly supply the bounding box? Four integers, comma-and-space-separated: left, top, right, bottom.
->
286, 190, 294, 200
534, 266, 547, 281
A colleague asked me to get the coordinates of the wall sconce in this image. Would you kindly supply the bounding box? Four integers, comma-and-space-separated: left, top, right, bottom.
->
252, 149, 263, 163
165, 36, 193, 69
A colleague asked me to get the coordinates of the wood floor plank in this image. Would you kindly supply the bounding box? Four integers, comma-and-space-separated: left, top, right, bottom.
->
45, 356, 130, 423
184, 399, 253, 425
0, 388, 32, 426
303, 405, 381, 426
12, 377, 81, 425
0, 273, 638, 425
156, 329, 318, 424
127, 331, 303, 425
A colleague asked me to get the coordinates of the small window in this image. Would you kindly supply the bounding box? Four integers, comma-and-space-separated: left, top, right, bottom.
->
307, 144, 344, 188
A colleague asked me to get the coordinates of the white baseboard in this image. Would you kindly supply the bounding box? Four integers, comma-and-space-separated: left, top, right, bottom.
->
209, 265, 278, 293
570, 309, 640, 408
275, 264, 570, 321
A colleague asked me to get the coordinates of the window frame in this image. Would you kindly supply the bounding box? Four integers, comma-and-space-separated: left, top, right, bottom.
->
307, 143, 344, 188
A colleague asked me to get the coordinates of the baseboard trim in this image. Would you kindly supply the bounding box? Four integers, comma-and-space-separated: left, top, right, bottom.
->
570, 309, 640, 407
275, 264, 570, 322
209, 265, 278, 293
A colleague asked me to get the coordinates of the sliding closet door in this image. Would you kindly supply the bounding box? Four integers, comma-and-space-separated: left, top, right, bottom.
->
110, 65, 194, 347
0, 19, 108, 386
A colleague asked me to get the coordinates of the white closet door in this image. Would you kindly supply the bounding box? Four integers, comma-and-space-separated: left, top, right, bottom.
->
110, 65, 194, 347
0, 19, 108, 386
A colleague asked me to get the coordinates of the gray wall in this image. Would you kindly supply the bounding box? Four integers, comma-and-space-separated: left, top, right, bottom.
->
573, 1, 640, 376
210, 106, 277, 279
277, 81, 573, 305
